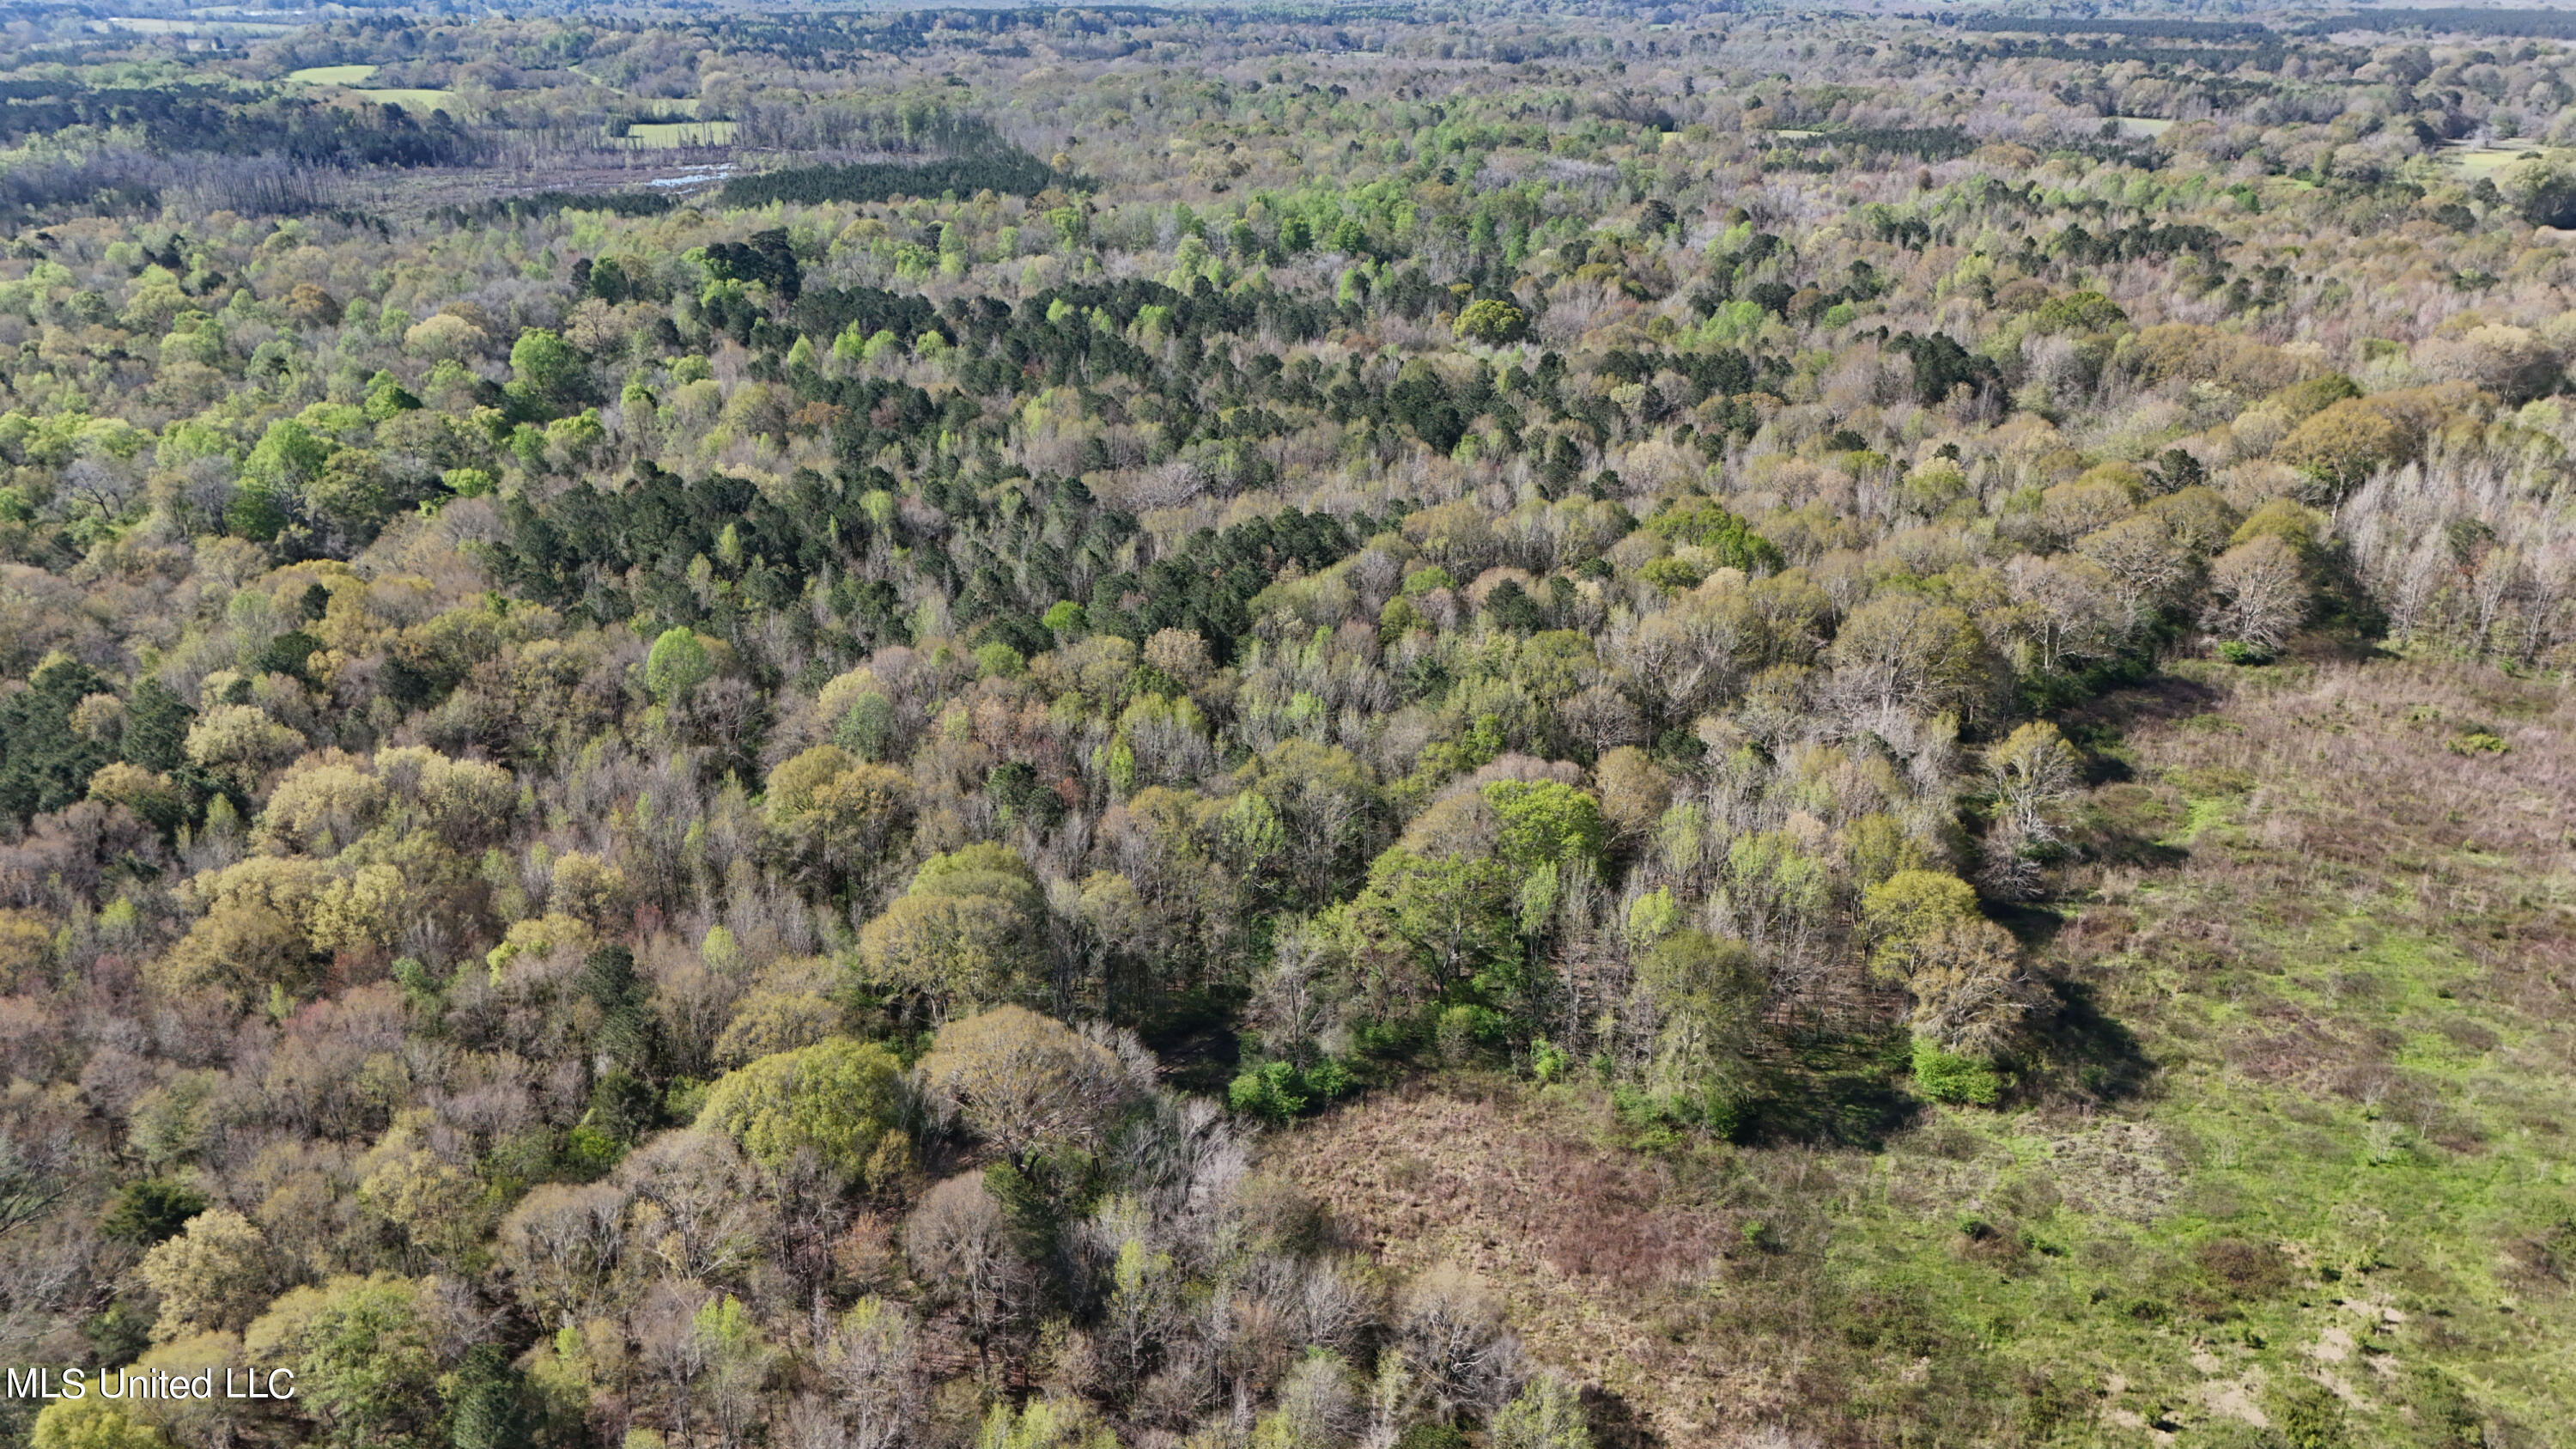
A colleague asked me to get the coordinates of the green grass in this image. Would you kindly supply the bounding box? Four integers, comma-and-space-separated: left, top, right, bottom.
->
287, 64, 379, 86
1823, 916, 2576, 1440
1808, 661, 2576, 1445
283, 65, 458, 114
354, 88, 460, 114
2442, 139, 2554, 176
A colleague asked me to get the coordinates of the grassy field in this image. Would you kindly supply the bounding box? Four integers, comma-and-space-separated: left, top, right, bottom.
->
354, 88, 460, 114
287, 64, 378, 85
2442, 139, 2552, 177
283, 64, 459, 114
1279, 654, 2576, 1448
611, 119, 737, 148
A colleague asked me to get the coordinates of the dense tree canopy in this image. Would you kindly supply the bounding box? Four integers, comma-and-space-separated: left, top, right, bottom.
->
0, 2, 2573, 1446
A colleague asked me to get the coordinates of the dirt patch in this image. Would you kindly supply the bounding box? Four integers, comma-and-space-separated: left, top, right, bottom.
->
2034, 1117, 2182, 1221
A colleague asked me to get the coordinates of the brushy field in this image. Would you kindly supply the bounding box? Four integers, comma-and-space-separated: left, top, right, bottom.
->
1279, 655, 2576, 1449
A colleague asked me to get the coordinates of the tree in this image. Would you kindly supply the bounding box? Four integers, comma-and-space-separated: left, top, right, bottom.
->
1482, 779, 1608, 874
1592, 746, 1671, 849
243, 1274, 441, 1449
2079, 513, 2192, 627
860, 845, 1048, 1015
1826, 592, 1993, 723
153, 900, 314, 1001
101, 1178, 209, 1245
378, 746, 519, 848
495, 1180, 632, 1330
2001, 553, 2121, 678
447, 1343, 530, 1449
1899, 917, 2033, 1056
2512, 161, 2576, 228
0, 1115, 75, 1242
1238, 740, 1380, 908
1350, 847, 1519, 992
1984, 721, 2081, 839
254, 761, 385, 853
183, 703, 306, 788
713, 989, 841, 1068
1491, 1372, 1595, 1449
764, 745, 914, 898
2203, 534, 2308, 655
699, 1038, 910, 1186
682, 1293, 776, 1449
2275, 399, 2408, 495
1637, 929, 1764, 1133
0, 655, 115, 825
1259, 1353, 1363, 1447
823, 1296, 921, 1449
1861, 869, 1981, 971
241, 419, 330, 496
904, 1173, 1033, 1358
1397, 1265, 1522, 1418
1454, 299, 1528, 345
355, 1114, 492, 1269
645, 628, 715, 705
615, 1131, 760, 1282
404, 313, 486, 360
508, 327, 592, 411
1861, 871, 2033, 1056
32, 1401, 168, 1449
918, 1006, 1148, 1166
137, 1208, 276, 1342
120, 678, 194, 774
971, 1396, 1112, 1448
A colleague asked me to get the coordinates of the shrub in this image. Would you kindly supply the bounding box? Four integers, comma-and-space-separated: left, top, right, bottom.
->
2273, 1378, 2346, 1449
100, 1179, 208, 1245
1229, 1061, 1308, 1121
1528, 1038, 1571, 1083
1911, 1038, 2002, 1105
1228, 1058, 1355, 1121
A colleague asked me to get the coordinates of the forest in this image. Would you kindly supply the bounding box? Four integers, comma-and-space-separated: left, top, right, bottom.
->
0, 2, 2573, 1447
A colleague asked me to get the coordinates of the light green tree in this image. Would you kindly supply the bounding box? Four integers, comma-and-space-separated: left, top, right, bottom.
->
1637, 930, 1764, 1133
1454, 298, 1528, 345
137, 1208, 276, 1342
1985, 721, 2082, 838
244, 1274, 440, 1449
645, 628, 714, 705
698, 1038, 910, 1185
32, 1400, 169, 1449
507, 327, 590, 411
1492, 1371, 1595, 1449
1862, 870, 2034, 1057
859, 845, 1048, 1014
